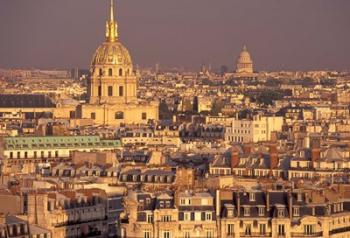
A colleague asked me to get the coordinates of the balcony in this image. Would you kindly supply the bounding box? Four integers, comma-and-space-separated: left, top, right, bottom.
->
290, 232, 323, 237
240, 232, 272, 237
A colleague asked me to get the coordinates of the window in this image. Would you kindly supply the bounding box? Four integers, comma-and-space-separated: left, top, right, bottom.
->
119, 68, 123, 76
293, 207, 300, 216
142, 112, 147, 120
99, 68, 103, 76
108, 68, 113, 76
55, 151, 59, 157
278, 224, 285, 235
184, 212, 190, 221
144, 231, 151, 238
161, 215, 171, 222
41, 151, 44, 158
9, 152, 13, 159
206, 230, 213, 238
108, 86, 113, 96
244, 207, 250, 216
259, 224, 266, 235
304, 224, 315, 235
98, 86, 102, 96
205, 212, 212, 221
147, 214, 153, 223
163, 231, 170, 238
184, 231, 190, 238
115, 111, 124, 119
91, 112, 96, 119
278, 209, 284, 217
24, 151, 28, 158
245, 224, 252, 235
17, 151, 21, 158
33, 151, 37, 158
249, 192, 255, 201
227, 224, 234, 235
119, 86, 124, 96
258, 207, 265, 216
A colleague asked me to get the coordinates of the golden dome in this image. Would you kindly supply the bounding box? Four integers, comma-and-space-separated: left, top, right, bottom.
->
90, 0, 133, 69
91, 41, 133, 68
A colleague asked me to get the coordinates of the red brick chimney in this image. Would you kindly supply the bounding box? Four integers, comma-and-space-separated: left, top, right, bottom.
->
311, 136, 321, 168
269, 144, 279, 173
231, 150, 239, 169
311, 148, 320, 164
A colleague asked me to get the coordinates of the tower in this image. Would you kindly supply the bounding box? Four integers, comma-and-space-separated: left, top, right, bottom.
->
87, 0, 137, 104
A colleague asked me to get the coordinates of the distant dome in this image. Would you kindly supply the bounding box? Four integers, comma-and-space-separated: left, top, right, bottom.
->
91, 41, 133, 69
236, 45, 253, 74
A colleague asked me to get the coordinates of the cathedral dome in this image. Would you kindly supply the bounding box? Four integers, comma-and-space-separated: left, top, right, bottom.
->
236, 45, 253, 74
237, 45, 252, 64
91, 41, 133, 68
90, 0, 133, 71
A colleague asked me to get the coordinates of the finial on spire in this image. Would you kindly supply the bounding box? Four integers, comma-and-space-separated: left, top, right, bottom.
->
110, 0, 114, 22
106, 0, 118, 42
243, 45, 247, 51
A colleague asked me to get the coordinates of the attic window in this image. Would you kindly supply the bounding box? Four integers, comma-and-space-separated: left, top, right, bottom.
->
293, 207, 300, 217
249, 193, 255, 202
278, 209, 284, 217
258, 207, 264, 216
244, 207, 250, 216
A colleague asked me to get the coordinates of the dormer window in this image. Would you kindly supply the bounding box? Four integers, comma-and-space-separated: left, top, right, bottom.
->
244, 207, 250, 216
278, 209, 284, 217
159, 201, 164, 208
166, 201, 171, 207
249, 192, 255, 202
293, 207, 300, 217
258, 207, 265, 216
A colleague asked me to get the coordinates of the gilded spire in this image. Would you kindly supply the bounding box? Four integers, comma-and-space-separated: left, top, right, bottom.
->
110, 0, 114, 22
106, 0, 118, 42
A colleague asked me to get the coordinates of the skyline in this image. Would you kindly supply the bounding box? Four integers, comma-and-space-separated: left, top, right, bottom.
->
0, 0, 350, 71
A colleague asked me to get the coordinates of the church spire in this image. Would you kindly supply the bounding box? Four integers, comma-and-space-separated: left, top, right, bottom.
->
106, 0, 118, 42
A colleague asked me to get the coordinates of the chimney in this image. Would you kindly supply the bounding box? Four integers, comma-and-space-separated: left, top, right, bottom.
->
231, 150, 239, 169
311, 148, 320, 163
216, 190, 220, 218
243, 143, 252, 155
310, 136, 320, 168
237, 192, 241, 217
266, 191, 270, 212
288, 191, 293, 219
269, 144, 279, 174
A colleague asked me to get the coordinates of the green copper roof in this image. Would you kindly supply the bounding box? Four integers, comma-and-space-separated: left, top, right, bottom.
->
4, 135, 121, 150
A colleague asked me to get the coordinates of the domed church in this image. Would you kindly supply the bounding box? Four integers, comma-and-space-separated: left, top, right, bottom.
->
77, 0, 158, 125
236, 45, 253, 74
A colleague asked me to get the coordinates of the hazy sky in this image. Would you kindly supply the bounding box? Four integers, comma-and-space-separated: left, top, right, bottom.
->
0, 0, 349, 71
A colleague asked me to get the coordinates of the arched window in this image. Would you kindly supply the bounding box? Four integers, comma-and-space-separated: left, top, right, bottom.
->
115, 111, 124, 119
108, 68, 113, 76
119, 68, 123, 76
99, 68, 103, 76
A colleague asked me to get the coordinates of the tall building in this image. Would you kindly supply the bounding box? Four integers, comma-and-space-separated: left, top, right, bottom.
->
77, 0, 158, 125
